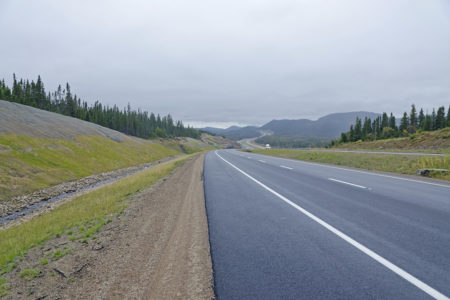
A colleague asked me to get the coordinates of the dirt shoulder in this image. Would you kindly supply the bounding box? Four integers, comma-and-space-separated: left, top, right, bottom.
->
3, 153, 214, 299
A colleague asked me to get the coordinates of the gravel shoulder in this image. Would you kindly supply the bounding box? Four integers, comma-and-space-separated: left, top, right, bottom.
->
3, 153, 214, 299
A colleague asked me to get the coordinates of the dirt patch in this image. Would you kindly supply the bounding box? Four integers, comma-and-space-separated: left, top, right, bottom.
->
2, 154, 214, 299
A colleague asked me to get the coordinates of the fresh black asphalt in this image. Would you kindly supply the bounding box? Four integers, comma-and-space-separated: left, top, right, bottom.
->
204, 150, 450, 299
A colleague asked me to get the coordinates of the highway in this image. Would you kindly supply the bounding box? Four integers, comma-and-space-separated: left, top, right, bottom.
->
239, 137, 265, 150
204, 150, 450, 299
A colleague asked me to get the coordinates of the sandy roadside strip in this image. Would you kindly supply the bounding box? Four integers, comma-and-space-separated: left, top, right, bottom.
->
3, 153, 214, 299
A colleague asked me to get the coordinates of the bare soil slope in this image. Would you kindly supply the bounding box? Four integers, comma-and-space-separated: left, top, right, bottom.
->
0, 100, 136, 142
3, 154, 213, 299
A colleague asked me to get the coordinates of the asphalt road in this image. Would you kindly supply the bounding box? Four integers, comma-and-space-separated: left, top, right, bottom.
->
204, 149, 450, 299
239, 137, 265, 150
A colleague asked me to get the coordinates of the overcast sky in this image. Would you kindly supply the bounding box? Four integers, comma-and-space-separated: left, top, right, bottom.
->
1, 0, 450, 127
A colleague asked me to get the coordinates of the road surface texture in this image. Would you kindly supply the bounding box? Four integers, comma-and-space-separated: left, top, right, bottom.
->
204, 150, 450, 299
4, 154, 214, 299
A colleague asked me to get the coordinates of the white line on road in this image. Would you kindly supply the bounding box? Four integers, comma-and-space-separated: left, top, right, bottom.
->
273, 156, 450, 188
215, 151, 448, 300
258, 160, 266, 163
245, 152, 450, 188
280, 165, 293, 170
247, 157, 252, 159
329, 178, 367, 189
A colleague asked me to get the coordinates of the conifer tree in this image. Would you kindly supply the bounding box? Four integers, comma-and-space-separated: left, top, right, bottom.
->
399, 112, 409, 135
447, 106, 450, 127
0, 74, 200, 139
409, 104, 417, 132
418, 108, 425, 129
431, 109, 436, 130
435, 106, 446, 129
381, 113, 389, 129
354, 117, 362, 141
389, 113, 396, 130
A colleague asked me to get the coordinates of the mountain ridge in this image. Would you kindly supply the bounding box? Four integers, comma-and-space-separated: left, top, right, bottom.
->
201, 111, 381, 140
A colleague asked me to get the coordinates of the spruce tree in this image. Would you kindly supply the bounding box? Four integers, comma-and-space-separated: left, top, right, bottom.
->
435, 106, 446, 129
399, 112, 409, 135
0, 74, 200, 139
418, 108, 425, 129
381, 113, 389, 129
431, 109, 436, 130
349, 125, 355, 142
389, 113, 396, 130
409, 104, 417, 133
354, 117, 362, 141
447, 106, 450, 127
423, 115, 432, 131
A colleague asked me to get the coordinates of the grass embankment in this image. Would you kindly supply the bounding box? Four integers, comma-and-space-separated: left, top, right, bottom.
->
0, 133, 181, 201
252, 149, 449, 180
162, 137, 216, 154
0, 155, 190, 292
333, 127, 450, 154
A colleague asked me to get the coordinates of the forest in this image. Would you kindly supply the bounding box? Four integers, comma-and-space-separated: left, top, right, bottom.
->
0, 74, 200, 139
332, 104, 450, 146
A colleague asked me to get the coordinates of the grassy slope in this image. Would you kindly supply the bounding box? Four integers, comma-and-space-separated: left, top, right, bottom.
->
333, 127, 450, 154
161, 137, 216, 154
0, 155, 190, 292
252, 149, 449, 180
0, 133, 181, 202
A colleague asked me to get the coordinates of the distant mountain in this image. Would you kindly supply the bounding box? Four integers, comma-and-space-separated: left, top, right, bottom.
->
201, 111, 380, 140
200, 125, 260, 140
261, 111, 381, 138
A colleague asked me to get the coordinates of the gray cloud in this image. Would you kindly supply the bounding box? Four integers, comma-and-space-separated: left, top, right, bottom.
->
1, 0, 449, 127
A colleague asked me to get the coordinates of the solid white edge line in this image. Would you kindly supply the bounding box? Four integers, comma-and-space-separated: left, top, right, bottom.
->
215, 151, 449, 300
329, 178, 367, 189
280, 165, 293, 170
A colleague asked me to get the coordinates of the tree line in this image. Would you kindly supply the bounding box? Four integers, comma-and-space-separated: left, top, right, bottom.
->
332, 104, 450, 146
0, 75, 199, 139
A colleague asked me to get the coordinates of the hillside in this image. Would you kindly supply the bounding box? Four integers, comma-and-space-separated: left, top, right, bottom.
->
201, 125, 261, 140
332, 127, 450, 153
0, 100, 212, 202
202, 111, 380, 141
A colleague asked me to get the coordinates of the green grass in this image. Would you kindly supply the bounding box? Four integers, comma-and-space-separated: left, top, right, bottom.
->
0, 277, 9, 296
40, 259, 48, 265
252, 149, 450, 180
0, 263, 16, 276
19, 269, 40, 281
53, 249, 72, 259
332, 127, 450, 154
0, 155, 189, 273
0, 133, 182, 201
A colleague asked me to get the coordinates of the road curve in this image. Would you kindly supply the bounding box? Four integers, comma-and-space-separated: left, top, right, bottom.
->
204, 149, 450, 299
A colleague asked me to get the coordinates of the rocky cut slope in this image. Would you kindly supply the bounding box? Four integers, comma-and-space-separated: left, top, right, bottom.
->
0, 100, 183, 203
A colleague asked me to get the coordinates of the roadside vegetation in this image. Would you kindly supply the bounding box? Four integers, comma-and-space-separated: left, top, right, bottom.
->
0, 133, 181, 201
252, 149, 449, 180
331, 104, 449, 146
332, 128, 450, 154
0, 155, 190, 293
